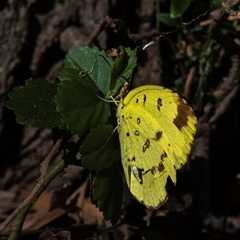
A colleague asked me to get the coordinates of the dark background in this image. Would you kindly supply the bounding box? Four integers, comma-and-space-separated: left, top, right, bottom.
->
1, 0, 240, 239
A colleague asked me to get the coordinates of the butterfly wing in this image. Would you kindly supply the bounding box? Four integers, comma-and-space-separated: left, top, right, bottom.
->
116, 85, 197, 209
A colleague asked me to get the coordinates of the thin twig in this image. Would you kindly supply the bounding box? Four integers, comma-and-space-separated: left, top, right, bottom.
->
86, 16, 113, 47
183, 66, 196, 100
208, 8, 240, 54
200, 14, 240, 27
141, 8, 210, 51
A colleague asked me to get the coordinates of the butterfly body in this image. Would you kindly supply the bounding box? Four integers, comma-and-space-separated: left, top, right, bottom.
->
116, 85, 197, 209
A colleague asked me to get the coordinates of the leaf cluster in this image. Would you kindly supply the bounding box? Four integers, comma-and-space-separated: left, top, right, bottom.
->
5, 45, 137, 224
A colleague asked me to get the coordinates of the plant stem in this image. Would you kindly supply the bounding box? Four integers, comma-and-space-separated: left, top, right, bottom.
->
7, 158, 67, 240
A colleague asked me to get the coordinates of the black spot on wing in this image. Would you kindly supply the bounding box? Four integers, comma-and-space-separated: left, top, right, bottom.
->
127, 157, 136, 162
128, 165, 132, 184
143, 94, 146, 106
157, 98, 162, 111
154, 131, 163, 141
134, 130, 140, 136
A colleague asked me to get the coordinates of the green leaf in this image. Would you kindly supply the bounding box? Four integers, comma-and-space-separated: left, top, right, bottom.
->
106, 47, 137, 98
55, 77, 111, 136
81, 124, 120, 172
91, 164, 122, 225
5, 78, 63, 129
170, 0, 191, 18
58, 45, 113, 95
157, 13, 181, 27
211, 0, 222, 8
58, 66, 98, 91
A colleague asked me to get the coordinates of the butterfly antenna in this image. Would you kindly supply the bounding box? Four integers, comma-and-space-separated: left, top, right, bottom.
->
99, 125, 118, 150
96, 95, 119, 106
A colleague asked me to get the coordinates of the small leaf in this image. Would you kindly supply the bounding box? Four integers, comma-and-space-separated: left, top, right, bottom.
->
91, 164, 122, 225
55, 77, 111, 136
157, 13, 181, 27
170, 0, 191, 18
81, 124, 120, 172
211, 0, 222, 8
5, 78, 63, 129
107, 47, 137, 98
58, 45, 113, 95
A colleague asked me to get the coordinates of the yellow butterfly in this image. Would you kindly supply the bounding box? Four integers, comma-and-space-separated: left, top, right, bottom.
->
116, 85, 197, 209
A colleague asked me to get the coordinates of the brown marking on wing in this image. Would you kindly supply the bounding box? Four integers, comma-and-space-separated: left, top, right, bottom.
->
150, 162, 165, 175
154, 130, 163, 141
173, 97, 195, 131
150, 166, 157, 175
160, 151, 167, 161
142, 139, 150, 152
158, 162, 165, 172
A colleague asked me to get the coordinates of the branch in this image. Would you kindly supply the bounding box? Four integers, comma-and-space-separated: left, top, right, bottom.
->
0, 139, 62, 233
210, 54, 240, 123
208, 8, 240, 54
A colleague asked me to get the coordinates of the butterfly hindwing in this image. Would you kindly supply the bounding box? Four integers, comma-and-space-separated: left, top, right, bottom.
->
116, 85, 197, 209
